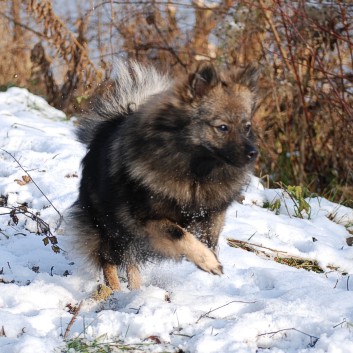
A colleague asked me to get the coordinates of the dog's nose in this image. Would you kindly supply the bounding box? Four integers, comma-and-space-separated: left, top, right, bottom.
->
247, 149, 258, 161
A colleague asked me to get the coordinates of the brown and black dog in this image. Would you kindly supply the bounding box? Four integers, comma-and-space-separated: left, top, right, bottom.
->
71, 60, 259, 291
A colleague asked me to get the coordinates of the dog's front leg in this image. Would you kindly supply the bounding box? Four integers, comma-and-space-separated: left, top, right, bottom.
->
144, 219, 223, 275
196, 211, 226, 251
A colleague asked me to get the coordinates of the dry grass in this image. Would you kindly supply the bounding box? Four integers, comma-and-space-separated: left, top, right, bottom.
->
227, 238, 325, 274
0, 0, 352, 200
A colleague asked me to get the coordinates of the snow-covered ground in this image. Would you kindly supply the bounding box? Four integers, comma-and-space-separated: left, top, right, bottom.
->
1, 87, 353, 353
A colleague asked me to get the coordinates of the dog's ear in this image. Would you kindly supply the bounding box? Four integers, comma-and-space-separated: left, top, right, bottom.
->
189, 62, 219, 98
234, 64, 260, 92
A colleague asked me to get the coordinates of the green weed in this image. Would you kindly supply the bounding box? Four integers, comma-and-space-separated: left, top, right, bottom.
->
61, 336, 174, 353
263, 199, 281, 215
277, 183, 312, 219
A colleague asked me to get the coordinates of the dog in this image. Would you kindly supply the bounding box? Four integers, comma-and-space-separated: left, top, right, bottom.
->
71, 60, 258, 291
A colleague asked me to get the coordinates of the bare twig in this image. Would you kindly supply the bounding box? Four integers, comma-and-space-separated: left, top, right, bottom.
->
63, 301, 83, 339
151, 20, 187, 72
1, 205, 61, 252
1, 149, 63, 231
333, 318, 347, 328
0, 11, 46, 38
228, 238, 288, 255
347, 275, 350, 291
258, 327, 319, 347
196, 300, 256, 324
227, 238, 326, 273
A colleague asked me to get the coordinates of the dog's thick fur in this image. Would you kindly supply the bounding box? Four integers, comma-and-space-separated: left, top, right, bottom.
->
71, 60, 258, 290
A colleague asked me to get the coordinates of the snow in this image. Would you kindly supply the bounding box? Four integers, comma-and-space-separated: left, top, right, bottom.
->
1, 87, 353, 353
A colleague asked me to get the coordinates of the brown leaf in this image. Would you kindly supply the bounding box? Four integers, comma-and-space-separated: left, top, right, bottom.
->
51, 245, 61, 253
49, 236, 58, 244
31, 266, 40, 273
18, 203, 28, 212
65, 303, 80, 315
10, 209, 19, 225
0, 196, 7, 207
65, 173, 78, 178
144, 336, 162, 344
346, 237, 353, 246
165, 292, 171, 303
15, 175, 31, 185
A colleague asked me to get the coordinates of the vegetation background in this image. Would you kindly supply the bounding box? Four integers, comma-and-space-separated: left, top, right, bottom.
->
1, 0, 352, 204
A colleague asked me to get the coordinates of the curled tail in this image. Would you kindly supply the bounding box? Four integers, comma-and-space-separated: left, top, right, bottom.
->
76, 60, 172, 145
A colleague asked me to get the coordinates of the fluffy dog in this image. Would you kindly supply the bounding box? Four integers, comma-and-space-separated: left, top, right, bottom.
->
71, 60, 258, 290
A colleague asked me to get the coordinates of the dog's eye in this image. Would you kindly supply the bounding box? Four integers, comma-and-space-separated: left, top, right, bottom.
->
217, 124, 229, 132
245, 122, 251, 133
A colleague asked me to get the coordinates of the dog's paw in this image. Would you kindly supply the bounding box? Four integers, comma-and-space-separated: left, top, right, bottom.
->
195, 248, 223, 275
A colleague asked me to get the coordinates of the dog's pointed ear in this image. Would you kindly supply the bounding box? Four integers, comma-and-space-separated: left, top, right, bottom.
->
235, 64, 260, 92
189, 62, 219, 98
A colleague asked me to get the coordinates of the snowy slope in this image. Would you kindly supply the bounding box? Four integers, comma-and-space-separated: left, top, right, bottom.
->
1, 88, 353, 353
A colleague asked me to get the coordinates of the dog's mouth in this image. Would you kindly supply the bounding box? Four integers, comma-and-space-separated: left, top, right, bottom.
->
202, 142, 257, 168
190, 141, 257, 178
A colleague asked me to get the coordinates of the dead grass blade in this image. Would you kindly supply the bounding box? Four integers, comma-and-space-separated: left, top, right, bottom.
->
227, 238, 324, 273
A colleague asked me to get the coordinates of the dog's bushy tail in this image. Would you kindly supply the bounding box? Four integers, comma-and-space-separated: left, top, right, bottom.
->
77, 60, 172, 145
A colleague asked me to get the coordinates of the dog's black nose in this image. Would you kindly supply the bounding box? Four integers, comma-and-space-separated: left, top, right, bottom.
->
247, 149, 258, 161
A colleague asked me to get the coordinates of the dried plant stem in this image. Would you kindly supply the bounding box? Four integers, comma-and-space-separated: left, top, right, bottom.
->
258, 327, 319, 347
196, 299, 256, 324
1, 148, 63, 230
63, 301, 83, 339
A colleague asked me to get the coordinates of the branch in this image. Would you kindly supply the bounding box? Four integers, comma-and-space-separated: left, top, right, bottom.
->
152, 20, 187, 71
63, 301, 83, 339
1, 205, 61, 253
0, 11, 46, 38
196, 300, 256, 324
1, 149, 63, 231
258, 327, 319, 347
258, 0, 292, 73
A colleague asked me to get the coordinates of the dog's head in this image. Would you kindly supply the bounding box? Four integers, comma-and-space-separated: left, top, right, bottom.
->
179, 62, 259, 176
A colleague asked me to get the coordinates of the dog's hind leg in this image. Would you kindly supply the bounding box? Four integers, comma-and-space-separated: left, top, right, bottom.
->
102, 262, 121, 291
144, 219, 223, 275
127, 264, 141, 290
